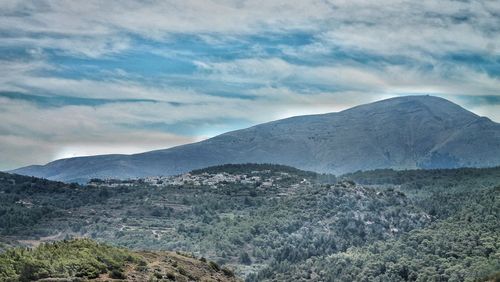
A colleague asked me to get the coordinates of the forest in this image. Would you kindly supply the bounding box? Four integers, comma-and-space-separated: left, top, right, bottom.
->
0, 238, 238, 281
0, 164, 498, 281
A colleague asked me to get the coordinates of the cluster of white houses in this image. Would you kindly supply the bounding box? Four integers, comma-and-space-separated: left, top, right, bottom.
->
88, 170, 306, 188
144, 171, 275, 187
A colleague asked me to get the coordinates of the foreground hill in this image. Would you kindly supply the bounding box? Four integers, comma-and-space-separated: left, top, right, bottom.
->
0, 238, 239, 281
12, 95, 500, 182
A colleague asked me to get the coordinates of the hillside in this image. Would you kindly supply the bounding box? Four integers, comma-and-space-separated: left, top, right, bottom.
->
12, 95, 500, 182
0, 238, 239, 281
252, 167, 500, 281
0, 165, 430, 278
1, 164, 499, 281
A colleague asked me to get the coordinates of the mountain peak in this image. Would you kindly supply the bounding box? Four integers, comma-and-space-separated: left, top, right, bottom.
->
345, 95, 477, 116
12, 96, 500, 182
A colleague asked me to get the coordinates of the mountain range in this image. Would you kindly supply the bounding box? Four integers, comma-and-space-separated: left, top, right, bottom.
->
11, 95, 500, 183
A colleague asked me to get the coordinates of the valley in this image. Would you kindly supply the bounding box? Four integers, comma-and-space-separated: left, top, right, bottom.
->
1, 164, 498, 281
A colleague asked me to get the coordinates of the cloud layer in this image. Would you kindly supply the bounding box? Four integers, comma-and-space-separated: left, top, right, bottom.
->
0, 0, 499, 170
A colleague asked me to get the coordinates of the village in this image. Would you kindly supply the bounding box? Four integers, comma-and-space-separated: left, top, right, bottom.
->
88, 170, 309, 189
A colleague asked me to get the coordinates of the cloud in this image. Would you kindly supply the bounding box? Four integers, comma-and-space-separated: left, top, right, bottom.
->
0, 0, 499, 169
0, 97, 201, 170
194, 57, 500, 96
0, 0, 334, 34
467, 104, 500, 122
2, 0, 497, 58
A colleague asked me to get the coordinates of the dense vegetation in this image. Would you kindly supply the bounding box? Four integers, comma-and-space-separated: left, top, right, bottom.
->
0, 238, 137, 281
0, 164, 499, 281
191, 163, 317, 176
0, 238, 239, 281
257, 185, 499, 281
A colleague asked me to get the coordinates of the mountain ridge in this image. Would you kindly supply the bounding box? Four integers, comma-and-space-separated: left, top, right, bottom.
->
11, 95, 500, 182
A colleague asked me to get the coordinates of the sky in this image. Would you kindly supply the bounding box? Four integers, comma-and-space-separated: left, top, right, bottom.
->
0, 0, 499, 170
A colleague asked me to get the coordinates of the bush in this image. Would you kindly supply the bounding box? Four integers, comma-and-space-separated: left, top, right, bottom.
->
177, 266, 187, 276
166, 271, 176, 280
208, 261, 220, 271
221, 267, 235, 277
109, 269, 126, 279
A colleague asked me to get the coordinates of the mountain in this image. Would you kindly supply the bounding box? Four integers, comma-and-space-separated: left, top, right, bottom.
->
11, 95, 500, 182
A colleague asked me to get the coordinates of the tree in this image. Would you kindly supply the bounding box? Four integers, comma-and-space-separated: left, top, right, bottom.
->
239, 251, 252, 265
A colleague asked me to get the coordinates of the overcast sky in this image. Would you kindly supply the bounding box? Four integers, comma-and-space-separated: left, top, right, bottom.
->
0, 0, 499, 170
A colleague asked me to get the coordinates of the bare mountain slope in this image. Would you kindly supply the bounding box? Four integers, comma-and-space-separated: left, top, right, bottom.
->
12, 95, 500, 182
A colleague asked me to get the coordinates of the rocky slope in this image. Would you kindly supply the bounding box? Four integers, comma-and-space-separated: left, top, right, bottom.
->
12, 95, 500, 182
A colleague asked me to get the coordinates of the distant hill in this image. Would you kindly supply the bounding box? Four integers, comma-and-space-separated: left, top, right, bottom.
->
12, 95, 500, 183
189, 163, 319, 177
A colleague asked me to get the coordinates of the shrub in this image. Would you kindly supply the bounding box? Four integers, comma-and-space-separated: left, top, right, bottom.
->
166, 271, 176, 280
109, 269, 127, 279
208, 261, 220, 271
221, 267, 235, 277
